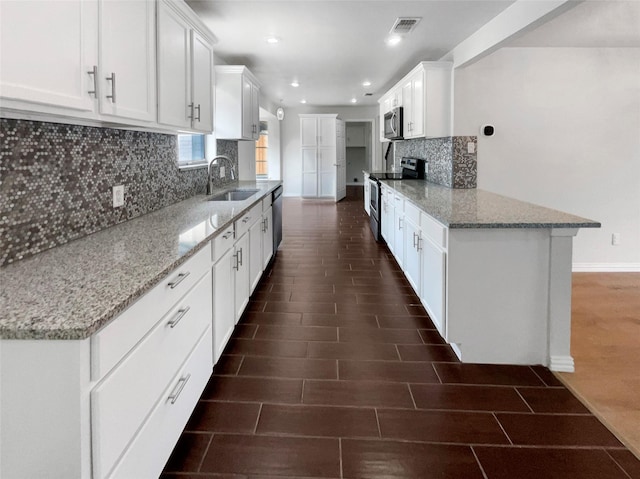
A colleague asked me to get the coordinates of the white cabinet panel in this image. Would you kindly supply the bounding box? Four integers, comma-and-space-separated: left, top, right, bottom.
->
394, 207, 405, 269
364, 174, 371, 215
302, 173, 318, 197
234, 232, 250, 323
300, 117, 317, 147
249, 219, 263, 293
213, 247, 235, 363
262, 207, 273, 269
0, 0, 98, 112
404, 218, 421, 293
318, 117, 336, 146
421, 235, 446, 336
301, 147, 317, 197
300, 114, 340, 199
241, 75, 253, 139
190, 31, 214, 132
98, 0, 156, 122
215, 66, 261, 140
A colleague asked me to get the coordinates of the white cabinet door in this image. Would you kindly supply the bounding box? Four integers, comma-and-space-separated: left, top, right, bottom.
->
335, 124, 346, 202
300, 117, 317, 147
249, 219, 263, 294
213, 247, 235, 364
99, 0, 156, 122
234, 232, 250, 323
301, 147, 318, 197
364, 176, 370, 215
262, 208, 273, 270
401, 79, 413, 138
0, 0, 98, 112
156, 1, 190, 129
409, 70, 425, 138
251, 82, 260, 139
394, 208, 405, 268
191, 31, 214, 133
241, 76, 253, 139
318, 117, 336, 146
319, 147, 336, 197
404, 219, 421, 294
381, 194, 394, 251
421, 235, 446, 336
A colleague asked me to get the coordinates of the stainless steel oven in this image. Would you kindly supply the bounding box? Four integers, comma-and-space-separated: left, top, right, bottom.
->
369, 177, 381, 241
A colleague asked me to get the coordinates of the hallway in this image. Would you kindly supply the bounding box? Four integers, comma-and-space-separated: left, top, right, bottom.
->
162, 191, 638, 478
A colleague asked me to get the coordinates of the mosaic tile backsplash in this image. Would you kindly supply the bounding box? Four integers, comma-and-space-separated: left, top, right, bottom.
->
0, 119, 237, 266
394, 136, 477, 189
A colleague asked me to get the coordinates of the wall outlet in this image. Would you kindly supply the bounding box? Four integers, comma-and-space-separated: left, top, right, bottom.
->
612, 233, 621, 245
467, 142, 476, 154
219, 166, 225, 178
112, 185, 124, 208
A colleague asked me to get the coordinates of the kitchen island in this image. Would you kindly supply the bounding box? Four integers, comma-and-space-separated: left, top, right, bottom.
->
372, 177, 599, 372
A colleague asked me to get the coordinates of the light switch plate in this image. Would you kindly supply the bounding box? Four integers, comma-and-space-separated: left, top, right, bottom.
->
112, 185, 124, 208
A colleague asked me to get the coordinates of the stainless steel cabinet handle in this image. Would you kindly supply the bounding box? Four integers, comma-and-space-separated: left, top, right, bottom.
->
413, 232, 418, 248
167, 271, 190, 289
238, 247, 243, 266
168, 374, 191, 404
195, 104, 201, 122
87, 66, 98, 96
242, 216, 251, 223
106, 72, 116, 103
223, 230, 233, 240
233, 252, 239, 270
417, 237, 422, 251
398, 217, 403, 230
187, 102, 194, 120
167, 306, 190, 328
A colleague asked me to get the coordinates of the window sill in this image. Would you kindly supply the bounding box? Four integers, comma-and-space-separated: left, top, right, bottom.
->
178, 161, 208, 171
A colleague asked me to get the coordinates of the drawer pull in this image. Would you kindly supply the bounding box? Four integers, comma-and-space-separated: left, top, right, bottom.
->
417, 237, 423, 251
223, 230, 233, 240
413, 232, 418, 248
233, 252, 239, 270
167, 374, 191, 405
168, 271, 190, 289
242, 216, 251, 223
167, 306, 190, 328
238, 247, 243, 266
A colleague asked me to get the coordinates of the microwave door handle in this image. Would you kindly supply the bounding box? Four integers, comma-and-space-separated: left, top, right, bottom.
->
390, 111, 397, 136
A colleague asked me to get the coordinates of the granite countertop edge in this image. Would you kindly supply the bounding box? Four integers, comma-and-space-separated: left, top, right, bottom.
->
0, 181, 282, 341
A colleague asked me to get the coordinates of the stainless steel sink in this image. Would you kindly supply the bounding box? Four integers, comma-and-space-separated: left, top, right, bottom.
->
207, 189, 259, 202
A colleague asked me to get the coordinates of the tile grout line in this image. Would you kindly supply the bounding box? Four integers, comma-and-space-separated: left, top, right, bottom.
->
407, 383, 418, 409
513, 387, 535, 413
374, 408, 382, 438
252, 403, 264, 434
604, 448, 634, 479
339, 437, 344, 479
470, 446, 490, 479
492, 412, 514, 445
195, 432, 214, 473
431, 363, 443, 384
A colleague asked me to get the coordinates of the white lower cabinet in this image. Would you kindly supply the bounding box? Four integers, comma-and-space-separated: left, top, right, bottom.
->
364, 174, 370, 215
249, 218, 263, 293
393, 194, 405, 269
381, 188, 394, 250
234, 231, 251, 323
404, 217, 421, 293
213, 245, 235, 364
262, 206, 274, 270
420, 234, 447, 336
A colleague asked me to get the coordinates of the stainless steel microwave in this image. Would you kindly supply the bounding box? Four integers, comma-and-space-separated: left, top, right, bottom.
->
384, 107, 403, 140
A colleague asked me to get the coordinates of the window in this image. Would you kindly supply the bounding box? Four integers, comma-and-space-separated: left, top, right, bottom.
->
255, 121, 268, 179
177, 134, 206, 167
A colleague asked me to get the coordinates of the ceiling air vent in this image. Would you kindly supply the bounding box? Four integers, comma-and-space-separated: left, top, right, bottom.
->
390, 17, 421, 35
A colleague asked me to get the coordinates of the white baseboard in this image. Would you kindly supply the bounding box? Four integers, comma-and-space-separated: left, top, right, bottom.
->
549, 355, 575, 373
573, 263, 640, 272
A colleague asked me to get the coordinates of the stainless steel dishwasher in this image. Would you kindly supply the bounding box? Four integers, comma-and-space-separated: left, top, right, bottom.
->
272, 185, 283, 255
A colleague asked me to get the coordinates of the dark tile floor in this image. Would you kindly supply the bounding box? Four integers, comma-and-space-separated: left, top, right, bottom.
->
163, 189, 640, 479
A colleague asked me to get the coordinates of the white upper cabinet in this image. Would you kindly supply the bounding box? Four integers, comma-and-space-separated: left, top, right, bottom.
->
215, 66, 261, 140
98, 0, 156, 122
157, 0, 214, 133
0, 0, 98, 113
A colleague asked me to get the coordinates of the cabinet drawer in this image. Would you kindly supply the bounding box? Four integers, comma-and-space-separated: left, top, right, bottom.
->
262, 194, 272, 211
394, 193, 404, 210
108, 327, 212, 479
235, 202, 262, 238
420, 212, 447, 249
212, 224, 235, 263
404, 200, 421, 226
91, 271, 212, 479
91, 243, 211, 380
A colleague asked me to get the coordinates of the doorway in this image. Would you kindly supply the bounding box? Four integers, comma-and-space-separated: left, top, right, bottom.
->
345, 120, 373, 186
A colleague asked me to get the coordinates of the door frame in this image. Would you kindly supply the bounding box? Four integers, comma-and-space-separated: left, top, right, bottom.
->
344, 119, 377, 185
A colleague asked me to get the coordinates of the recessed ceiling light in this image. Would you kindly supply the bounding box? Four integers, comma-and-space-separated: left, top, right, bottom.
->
300, 99, 307, 104
291, 81, 299, 88
351, 98, 357, 104
362, 81, 372, 87
266, 36, 280, 44
386, 35, 402, 46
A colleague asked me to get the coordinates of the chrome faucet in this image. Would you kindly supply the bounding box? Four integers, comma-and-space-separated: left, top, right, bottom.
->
207, 155, 236, 195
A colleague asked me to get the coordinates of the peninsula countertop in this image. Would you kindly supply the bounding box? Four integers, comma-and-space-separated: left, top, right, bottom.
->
378, 179, 600, 229
0, 181, 282, 340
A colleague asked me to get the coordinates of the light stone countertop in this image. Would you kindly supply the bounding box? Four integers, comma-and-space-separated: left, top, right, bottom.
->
379, 179, 600, 229
0, 181, 282, 340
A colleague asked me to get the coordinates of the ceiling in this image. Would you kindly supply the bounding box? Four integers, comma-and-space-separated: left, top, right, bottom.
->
186, 0, 515, 108
187, 1, 640, 109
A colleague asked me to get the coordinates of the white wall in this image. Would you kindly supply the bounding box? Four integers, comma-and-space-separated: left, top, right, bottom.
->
281, 105, 380, 196
454, 47, 640, 270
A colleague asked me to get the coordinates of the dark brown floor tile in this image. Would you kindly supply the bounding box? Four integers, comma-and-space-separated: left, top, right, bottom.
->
239, 357, 337, 379
339, 327, 423, 344
434, 363, 545, 386
496, 413, 624, 447
339, 360, 440, 383
302, 313, 378, 328
270, 283, 335, 293
342, 439, 484, 479
356, 293, 418, 304
257, 404, 379, 438
289, 292, 357, 303
239, 311, 302, 326
474, 446, 630, 479
212, 355, 244, 375
530, 364, 566, 387
326, 269, 382, 277
405, 304, 429, 315
303, 380, 414, 408
337, 302, 419, 316
224, 339, 308, 358
163, 432, 211, 473
232, 324, 258, 339
410, 384, 530, 412
185, 401, 260, 433
338, 284, 415, 295
378, 408, 509, 444
200, 434, 340, 477
377, 315, 435, 329
246, 301, 266, 312
264, 301, 336, 314
249, 291, 292, 302
418, 329, 447, 344
254, 325, 337, 342
517, 387, 591, 413
201, 376, 302, 403
608, 449, 640, 479
397, 344, 459, 362
263, 275, 294, 284
351, 276, 408, 286
308, 341, 399, 360
162, 474, 246, 479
